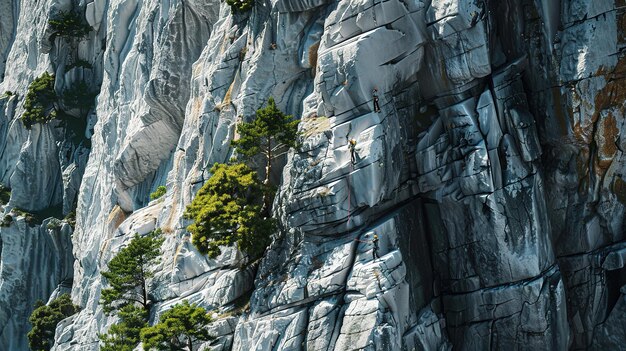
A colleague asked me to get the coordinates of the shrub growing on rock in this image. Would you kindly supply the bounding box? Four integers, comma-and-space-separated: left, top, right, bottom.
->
141, 300, 214, 351
48, 11, 92, 38
184, 162, 275, 259
27, 294, 80, 351
46, 218, 62, 230
0, 215, 12, 227
12, 207, 37, 226
149, 186, 167, 200
0, 184, 10, 204
226, 0, 254, 12
22, 72, 58, 128
101, 229, 164, 313
64, 210, 76, 228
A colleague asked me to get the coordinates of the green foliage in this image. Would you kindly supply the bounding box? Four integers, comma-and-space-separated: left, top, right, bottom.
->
231, 97, 300, 214
46, 218, 62, 230
48, 11, 92, 38
64, 210, 76, 228
231, 97, 300, 163
150, 186, 167, 201
12, 207, 37, 226
184, 163, 275, 259
27, 294, 80, 351
226, 0, 254, 12
101, 229, 164, 314
0, 214, 12, 227
0, 184, 10, 204
62, 81, 97, 111
1, 90, 13, 98
141, 300, 214, 351
99, 305, 148, 351
22, 72, 58, 128
11, 205, 63, 226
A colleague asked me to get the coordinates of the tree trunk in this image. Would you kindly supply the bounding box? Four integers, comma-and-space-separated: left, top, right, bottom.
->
140, 255, 149, 312
262, 139, 272, 218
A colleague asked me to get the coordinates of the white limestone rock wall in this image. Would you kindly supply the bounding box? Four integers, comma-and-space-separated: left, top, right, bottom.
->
52, 0, 223, 349
0, 0, 625, 350
0, 0, 107, 348
0, 0, 16, 81
0, 218, 73, 350
233, 1, 451, 350
235, 202, 447, 350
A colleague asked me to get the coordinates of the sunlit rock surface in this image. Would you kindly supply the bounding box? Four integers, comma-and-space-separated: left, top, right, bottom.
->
0, 0, 625, 350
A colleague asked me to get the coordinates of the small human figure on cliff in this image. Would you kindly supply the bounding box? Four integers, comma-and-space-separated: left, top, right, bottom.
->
348, 138, 357, 165
372, 88, 381, 113
470, 11, 479, 27
372, 234, 379, 260
269, 43, 277, 50
355, 233, 380, 260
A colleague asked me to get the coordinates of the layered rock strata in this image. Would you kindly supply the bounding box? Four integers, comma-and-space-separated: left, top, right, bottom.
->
0, 0, 624, 350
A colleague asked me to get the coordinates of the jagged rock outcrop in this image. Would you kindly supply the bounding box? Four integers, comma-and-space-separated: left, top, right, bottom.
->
0, 0, 624, 350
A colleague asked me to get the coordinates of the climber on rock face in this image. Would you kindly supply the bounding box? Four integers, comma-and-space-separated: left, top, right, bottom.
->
355, 233, 380, 260
372, 234, 379, 260
348, 138, 357, 165
372, 88, 381, 113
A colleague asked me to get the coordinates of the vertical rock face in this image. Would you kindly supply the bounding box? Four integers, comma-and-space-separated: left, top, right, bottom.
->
0, 0, 624, 350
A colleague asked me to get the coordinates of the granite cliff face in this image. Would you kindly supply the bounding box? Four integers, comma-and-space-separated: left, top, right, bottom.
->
0, 0, 625, 350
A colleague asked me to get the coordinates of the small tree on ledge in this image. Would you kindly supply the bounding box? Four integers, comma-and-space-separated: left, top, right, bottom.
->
184, 162, 275, 259
101, 229, 164, 314
22, 72, 58, 129
48, 11, 92, 39
28, 294, 80, 351
99, 305, 147, 351
141, 300, 214, 351
231, 97, 300, 216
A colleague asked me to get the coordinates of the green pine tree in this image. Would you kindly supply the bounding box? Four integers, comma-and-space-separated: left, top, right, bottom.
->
48, 11, 92, 38
100, 229, 164, 314
231, 97, 300, 215
184, 162, 275, 258
22, 72, 58, 128
99, 305, 148, 351
141, 300, 214, 351
27, 294, 80, 351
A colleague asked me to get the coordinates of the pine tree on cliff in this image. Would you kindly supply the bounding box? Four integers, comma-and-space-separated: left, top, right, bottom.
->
27, 294, 80, 351
99, 305, 147, 351
231, 97, 300, 216
141, 300, 214, 351
100, 229, 164, 314
184, 163, 274, 259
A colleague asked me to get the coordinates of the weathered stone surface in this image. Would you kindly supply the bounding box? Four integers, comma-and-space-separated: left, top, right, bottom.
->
0, 218, 73, 350
0, 0, 625, 350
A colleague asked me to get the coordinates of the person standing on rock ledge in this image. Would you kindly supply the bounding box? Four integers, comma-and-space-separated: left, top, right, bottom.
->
348, 138, 357, 164
372, 234, 380, 259
355, 234, 380, 260
372, 88, 381, 113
